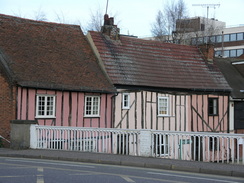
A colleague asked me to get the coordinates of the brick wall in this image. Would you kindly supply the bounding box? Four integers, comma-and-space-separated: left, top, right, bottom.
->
199, 44, 214, 62
0, 73, 16, 147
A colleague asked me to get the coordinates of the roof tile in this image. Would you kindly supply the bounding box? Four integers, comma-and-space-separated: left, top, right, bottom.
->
89, 31, 230, 92
0, 14, 115, 93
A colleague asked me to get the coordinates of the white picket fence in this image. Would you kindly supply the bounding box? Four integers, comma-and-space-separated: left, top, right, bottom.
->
30, 125, 244, 164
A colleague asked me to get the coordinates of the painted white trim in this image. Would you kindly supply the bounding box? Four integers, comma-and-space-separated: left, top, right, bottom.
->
84, 96, 100, 117
122, 93, 130, 109
232, 61, 244, 65
35, 94, 56, 118
157, 96, 170, 117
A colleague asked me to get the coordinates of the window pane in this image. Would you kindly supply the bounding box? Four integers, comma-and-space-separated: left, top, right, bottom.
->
209, 36, 215, 43
92, 97, 99, 115
36, 95, 55, 117
46, 96, 54, 116
191, 38, 196, 45
237, 33, 243, 41
203, 37, 208, 43
123, 94, 129, 108
85, 96, 100, 116
237, 49, 243, 57
230, 33, 236, 41
197, 37, 203, 44
209, 98, 218, 115
224, 34, 229, 42
158, 97, 168, 116
216, 35, 222, 43
86, 97, 92, 115
230, 50, 236, 57
215, 50, 221, 57
224, 50, 230, 57
38, 96, 45, 116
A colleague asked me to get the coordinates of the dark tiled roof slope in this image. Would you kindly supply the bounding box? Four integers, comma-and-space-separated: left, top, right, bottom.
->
215, 58, 244, 99
89, 31, 230, 92
0, 14, 115, 92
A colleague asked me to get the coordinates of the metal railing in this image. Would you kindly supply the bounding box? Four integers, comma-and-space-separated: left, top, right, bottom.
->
32, 126, 140, 156
30, 125, 244, 164
0, 135, 10, 145
151, 131, 244, 164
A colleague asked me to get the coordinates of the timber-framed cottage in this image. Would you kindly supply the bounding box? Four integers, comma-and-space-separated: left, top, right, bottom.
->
87, 14, 231, 133
0, 14, 115, 146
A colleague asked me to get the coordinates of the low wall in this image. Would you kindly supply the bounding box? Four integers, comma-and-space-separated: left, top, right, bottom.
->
10, 120, 37, 149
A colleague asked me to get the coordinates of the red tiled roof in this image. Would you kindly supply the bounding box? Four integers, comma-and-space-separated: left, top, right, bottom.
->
89, 31, 230, 92
0, 14, 115, 93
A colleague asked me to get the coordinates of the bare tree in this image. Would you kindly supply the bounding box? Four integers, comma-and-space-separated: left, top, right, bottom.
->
85, 8, 104, 33
151, 10, 168, 41
33, 7, 47, 21
82, 6, 120, 35
151, 0, 189, 42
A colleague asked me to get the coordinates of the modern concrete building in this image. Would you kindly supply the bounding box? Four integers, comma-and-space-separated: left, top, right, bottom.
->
176, 17, 244, 58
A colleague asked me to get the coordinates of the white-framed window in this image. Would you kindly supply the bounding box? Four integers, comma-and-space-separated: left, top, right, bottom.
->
208, 98, 218, 116
85, 96, 100, 117
36, 94, 56, 118
158, 96, 169, 116
122, 93, 130, 109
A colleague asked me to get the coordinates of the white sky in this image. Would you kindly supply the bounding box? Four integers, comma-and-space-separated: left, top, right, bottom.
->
1, 0, 244, 37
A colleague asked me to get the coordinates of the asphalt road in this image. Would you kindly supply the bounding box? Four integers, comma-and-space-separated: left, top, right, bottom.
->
0, 157, 243, 183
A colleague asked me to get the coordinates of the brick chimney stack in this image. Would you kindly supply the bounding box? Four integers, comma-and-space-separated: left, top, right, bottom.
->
199, 44, 214, 63
101, 14, 120, 40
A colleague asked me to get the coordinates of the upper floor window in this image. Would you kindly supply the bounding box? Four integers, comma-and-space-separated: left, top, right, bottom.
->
237, 33, 243, 41
208, 98, 218, 116
216, 35, 222, 43
237, 49, 244, 57
200, 24, 205, 31
122, 93, 130, 109
158, 97, 169, 116
85, 96, 100, 117
224, 34, 230, 42
230, 33, 237, 41
36, 94, 55, 118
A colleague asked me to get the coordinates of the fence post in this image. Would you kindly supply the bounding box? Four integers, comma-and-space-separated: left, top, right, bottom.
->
10, 120, 38, 149
30, 124, 38, 149
139, 130, 152, 157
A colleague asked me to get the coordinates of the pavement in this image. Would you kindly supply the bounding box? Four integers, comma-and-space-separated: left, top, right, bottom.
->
0, 148, 244, 178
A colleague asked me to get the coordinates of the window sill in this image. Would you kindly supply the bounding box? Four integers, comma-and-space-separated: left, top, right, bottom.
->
35, 116, 56, 119
84, 115, 100, 118
122, 107, 130, 110
158, 115, 170, 117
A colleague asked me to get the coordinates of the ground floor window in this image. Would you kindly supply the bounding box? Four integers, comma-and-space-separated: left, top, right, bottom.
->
85, 96, 100, 117
36, 94, 55, 118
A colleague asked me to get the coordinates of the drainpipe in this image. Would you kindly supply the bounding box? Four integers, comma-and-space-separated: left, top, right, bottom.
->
221, 31, 224, 57
111, 92, 118, 128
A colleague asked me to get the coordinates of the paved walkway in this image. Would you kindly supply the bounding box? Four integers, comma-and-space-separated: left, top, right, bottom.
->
0, 148, 243, 178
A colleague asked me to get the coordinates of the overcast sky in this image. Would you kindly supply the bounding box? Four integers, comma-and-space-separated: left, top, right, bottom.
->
1, 0, 244, 37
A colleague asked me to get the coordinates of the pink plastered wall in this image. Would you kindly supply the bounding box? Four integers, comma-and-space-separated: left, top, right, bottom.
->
114, 91, 229, 132
17, 87, 113, 128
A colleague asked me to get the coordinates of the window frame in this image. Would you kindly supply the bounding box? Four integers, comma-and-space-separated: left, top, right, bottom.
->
230, 49, 237, 57
35, 94, 56, 118
208, 98, 218, 116
122, 93, 130, 109
237, 33, 243, 41
84, 96, 100, 117
158, 96, 170, 117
